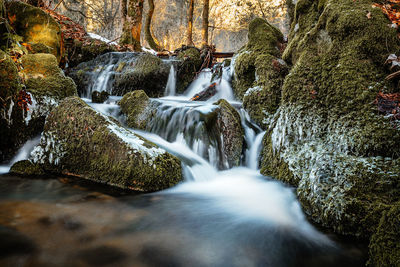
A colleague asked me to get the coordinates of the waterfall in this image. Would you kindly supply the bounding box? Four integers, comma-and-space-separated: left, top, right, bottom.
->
0, 136, 41, 174
164, 65, 176, 96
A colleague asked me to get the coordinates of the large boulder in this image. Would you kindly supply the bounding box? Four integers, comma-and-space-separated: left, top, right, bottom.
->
27, 96, 182, 191
114, 53, 170, 97
6, 1, 62, 62
259, 0, 400, 249
232, 18, 288, 128
119, 91, 244, 169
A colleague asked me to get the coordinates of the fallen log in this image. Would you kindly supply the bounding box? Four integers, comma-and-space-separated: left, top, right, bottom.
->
190, 82, 217, 101
213, 52, 234, 58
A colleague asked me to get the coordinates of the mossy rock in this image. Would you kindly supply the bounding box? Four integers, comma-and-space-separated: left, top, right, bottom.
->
0, 49, 20, 102
91, 90, 109, 103
232, 18, 286, 127
114, 53, 170, 97
10, 160, 45, 176
119, 90, 159, 130
211, 99, 244, 168
30, 96, 182, 192
368, 203, 400, 267
259, 0, 400, 242
66, 38, 117, 69
176, 48, 202, 94
6, 1, 62, 62
0, 49, 23, 163
21, 53, 77, 99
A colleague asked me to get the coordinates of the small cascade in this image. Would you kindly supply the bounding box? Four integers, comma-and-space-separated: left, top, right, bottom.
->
0, 136, 41, 174
164, 65, 176, 96
183, 65, 235, 102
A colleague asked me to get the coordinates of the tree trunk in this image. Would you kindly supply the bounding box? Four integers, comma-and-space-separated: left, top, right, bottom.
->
186, 0, 194, 46
201, 0, 209, 47
120, 0, 127, 25
119, 0, 144, 51
144, 0, 161, 51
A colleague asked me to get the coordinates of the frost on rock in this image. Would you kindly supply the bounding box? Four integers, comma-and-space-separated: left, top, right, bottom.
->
244, 86, 262, 97
31, 131, 66, 166
107, 124, 166, 167
265, 105, 400, 235
24, 93, 59, 125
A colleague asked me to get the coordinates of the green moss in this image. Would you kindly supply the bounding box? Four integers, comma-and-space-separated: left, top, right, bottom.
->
34, 96, 182, 192
114, 53, 169, 97
119, 90, 151, 129
259, 0, 400, 241
260, 135, 297, 186
6, 1, 62, 62
368, 203, 400, 266
176, 48, 202, 93
0, 49, 21, 101
232, 18, 286, 127
10, 160, 45, 176
21, 53, 77, 99
91, 91, 109, 103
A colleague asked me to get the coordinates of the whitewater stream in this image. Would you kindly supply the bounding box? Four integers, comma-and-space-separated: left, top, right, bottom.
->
0, 55, 367, 266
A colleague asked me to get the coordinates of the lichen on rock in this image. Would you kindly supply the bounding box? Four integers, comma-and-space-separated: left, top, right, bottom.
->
29, 96, 182, 192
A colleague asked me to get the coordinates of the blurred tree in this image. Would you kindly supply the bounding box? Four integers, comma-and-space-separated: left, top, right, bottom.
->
186, 0, 194, 46
201, 0, 209, 47
120, 0, 144, 50
144, 0, 161, 51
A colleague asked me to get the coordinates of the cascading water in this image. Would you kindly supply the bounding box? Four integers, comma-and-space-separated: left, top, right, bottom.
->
0, 53, 367, 266
164, 65, 177, 96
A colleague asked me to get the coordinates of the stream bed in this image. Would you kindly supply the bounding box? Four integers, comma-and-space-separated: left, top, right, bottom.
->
0, 53, 368, 266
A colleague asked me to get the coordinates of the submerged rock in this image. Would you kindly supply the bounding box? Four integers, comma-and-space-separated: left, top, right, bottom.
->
28, 96, 182, 191
232, 18, 288, 128
256, 0, 400, 258
6, 1, 62, 62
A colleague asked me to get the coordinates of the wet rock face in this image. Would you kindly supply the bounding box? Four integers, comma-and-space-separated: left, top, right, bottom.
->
6, 1, 62, 62
257, 0, 400, 253
69, 52, 175, 98
212, 99, 244, 168
176, 47, 202, 94
232, 18, 287, 128
27, 96, 182, 192
114, 53, 170, 97
91, 91, 109, 103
